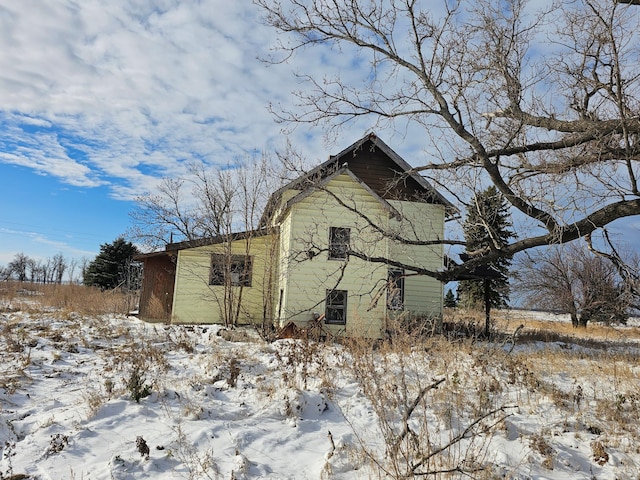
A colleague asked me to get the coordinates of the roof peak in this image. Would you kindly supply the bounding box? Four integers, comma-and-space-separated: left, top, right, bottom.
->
258, 133, 453, 227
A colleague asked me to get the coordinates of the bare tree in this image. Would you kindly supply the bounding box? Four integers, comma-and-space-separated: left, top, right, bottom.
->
129, 177, 203, 251
0, 264, 10, 281
191, 163, 246, 327
193, 158, 282, 328
26, 258, 38, 283
585, 229, 640, 308
131, 154, 284, 248
42, 257, 55, 284
131, 154, 282, 328
52, 253, 67, 284
513, 243, 634, 326
67, 258, 78, 284
257, 0, 640, 280
7, 253, 29, 282
31, 260, 45, 284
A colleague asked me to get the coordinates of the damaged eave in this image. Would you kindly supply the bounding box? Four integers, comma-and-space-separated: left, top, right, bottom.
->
345, 133, 456, 213
133, 250, 176, 261
164, 227, 276, 252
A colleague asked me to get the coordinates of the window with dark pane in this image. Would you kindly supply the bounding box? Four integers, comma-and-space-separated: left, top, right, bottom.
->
325, 289, 347, 324
209, 253, 253, 287
387, 269, 405, 310
328, 227, 350, 259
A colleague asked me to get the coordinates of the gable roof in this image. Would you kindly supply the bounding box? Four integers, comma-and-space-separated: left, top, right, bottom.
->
259, 133, 453, 227
272, 165, 403, 226
329, 133, 450, 200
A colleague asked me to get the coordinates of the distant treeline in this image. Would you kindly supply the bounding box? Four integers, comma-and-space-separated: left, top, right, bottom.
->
0, 252, 88, 284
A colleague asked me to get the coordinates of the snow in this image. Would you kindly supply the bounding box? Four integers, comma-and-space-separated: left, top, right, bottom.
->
1, 306, 640, 479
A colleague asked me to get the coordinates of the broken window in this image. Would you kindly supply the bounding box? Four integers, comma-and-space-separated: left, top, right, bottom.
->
325, 289, 347, 324
209, 254, 253, 287
328, 227, 350, 259
387, 269, 405, 310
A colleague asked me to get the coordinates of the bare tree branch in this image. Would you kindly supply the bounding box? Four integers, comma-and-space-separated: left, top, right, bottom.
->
257, 0, 640, 277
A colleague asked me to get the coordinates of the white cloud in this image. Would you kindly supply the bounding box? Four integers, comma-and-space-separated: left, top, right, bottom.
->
0, 0, 340, 198
0, 121, 104, 187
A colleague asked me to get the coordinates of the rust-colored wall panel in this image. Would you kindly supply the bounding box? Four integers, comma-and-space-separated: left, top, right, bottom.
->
138, 254, 176, 321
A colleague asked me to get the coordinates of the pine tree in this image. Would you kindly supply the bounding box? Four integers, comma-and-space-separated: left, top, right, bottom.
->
84, 237, 140, 290
458, 187, 514, 310
444, 288, 457, 308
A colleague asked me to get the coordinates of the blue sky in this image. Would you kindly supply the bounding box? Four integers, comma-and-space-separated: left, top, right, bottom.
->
0, 1, 338, 269
0, 1, 638, 276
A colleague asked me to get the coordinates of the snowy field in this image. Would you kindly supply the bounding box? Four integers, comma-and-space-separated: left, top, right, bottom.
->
1, 299, 640, 479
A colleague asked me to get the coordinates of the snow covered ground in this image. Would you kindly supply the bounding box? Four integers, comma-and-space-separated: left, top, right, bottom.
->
1, 303, 640, 479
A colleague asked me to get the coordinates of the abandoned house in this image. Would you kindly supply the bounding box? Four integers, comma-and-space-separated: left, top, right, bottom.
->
135, 133, 453, 338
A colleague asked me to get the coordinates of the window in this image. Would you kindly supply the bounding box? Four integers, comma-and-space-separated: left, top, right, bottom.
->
209, 254, 253, 287
329, 227, 350, 259
325, 289, 347, 324
387, 269, 405, 310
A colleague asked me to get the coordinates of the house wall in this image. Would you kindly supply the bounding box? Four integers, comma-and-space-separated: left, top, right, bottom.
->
171, 234, 277, 325
138, 254, 176, 321
277, 173, 392, 338
388, 200, 446, 317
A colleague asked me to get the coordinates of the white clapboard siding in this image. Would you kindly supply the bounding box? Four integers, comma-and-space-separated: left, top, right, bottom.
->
277, 173, 393, 337
171, 234, 277, 325
388, 200, 446, 316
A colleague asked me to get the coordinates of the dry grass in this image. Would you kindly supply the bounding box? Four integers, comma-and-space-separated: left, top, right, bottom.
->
347, 310, 640, 476
492, 309, 640, 341
0, 282, 141, 400
443, 307, 640, 349
333, 326, 517, 478
146, 294, 169, 321
0, 281, 138, 316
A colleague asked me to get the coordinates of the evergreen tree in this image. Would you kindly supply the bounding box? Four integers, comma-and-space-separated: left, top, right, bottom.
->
84, 237, 140, 289
458, 187, 514, 310
444, 288, 458, 308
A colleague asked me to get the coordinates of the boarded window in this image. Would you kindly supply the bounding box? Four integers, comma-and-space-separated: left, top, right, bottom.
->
325, 289, 347, 324
209, 254, 253, 287
329, 227, 350, 259
387, 269, 405, 310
